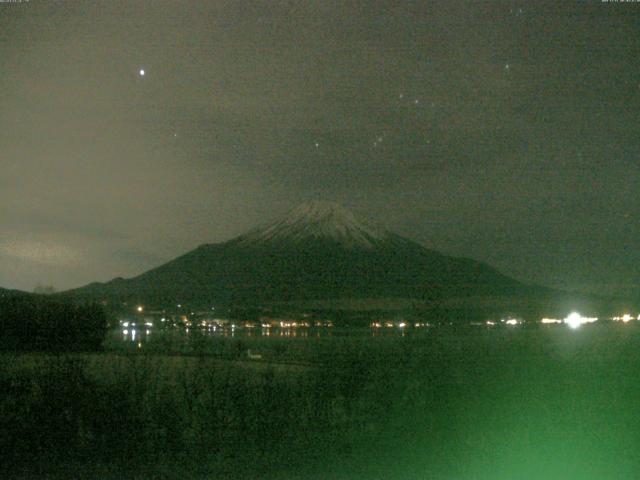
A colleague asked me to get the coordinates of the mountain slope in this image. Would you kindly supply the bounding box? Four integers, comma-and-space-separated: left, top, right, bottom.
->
66, 201, 531, 307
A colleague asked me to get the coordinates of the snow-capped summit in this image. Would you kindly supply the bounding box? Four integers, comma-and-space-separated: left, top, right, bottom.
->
235, 201, 390, 249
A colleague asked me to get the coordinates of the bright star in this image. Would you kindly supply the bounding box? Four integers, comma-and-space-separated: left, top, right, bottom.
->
139, 69, 145, 76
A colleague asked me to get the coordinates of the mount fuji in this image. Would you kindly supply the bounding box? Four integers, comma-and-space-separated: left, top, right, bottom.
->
65, 201, 538, 309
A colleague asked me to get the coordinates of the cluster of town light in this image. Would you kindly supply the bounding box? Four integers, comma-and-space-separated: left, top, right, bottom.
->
369, 314, 640, 330
121, 303, 640, 340
370, 322, 430, 329
538, 312, 640, 328
480, 312, 640, 329
612, 314, 640, 323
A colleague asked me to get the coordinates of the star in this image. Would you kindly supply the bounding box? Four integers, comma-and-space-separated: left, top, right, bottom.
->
139, 69, 145, 76
504, 63, 510, 71
314, 142, 319, 148
414, 99, 419, 105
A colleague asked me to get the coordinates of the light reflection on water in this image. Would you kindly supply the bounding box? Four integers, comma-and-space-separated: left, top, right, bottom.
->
118, 319, 621, 345
116, 310, 640, 347
116, 325, 416, 344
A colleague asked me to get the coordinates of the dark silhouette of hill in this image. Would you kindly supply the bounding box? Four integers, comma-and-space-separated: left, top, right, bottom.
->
0, 288, 107, 351
0, 287, 31, 299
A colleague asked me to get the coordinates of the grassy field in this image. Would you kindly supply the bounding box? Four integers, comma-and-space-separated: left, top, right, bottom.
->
2, 324, 640, 479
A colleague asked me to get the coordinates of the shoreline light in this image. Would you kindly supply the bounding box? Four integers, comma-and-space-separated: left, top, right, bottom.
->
541, 318, 562, 324
564, 312, 598, 329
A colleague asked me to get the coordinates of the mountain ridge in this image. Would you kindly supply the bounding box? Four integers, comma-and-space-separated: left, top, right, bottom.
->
63, 201, 536, 310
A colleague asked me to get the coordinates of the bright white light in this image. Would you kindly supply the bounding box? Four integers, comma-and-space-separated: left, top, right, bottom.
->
486, 321, 496, 326
136, 306, 143, 312
398, 322, 406, 328
131, 329, 136, 341
622, 314, 633, 323
565, 312, 582, 329
122, 321, 129, 327
504, 318, 520, 326
123, 329, 129, 335
564, 312, 597, 329
139, 69, 145, 76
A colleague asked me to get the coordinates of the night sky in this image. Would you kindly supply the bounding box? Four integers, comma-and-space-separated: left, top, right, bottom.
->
1, 0, 639, 295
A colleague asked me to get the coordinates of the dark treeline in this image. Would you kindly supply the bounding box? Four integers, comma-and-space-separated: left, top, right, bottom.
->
0, 295, 107, 352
